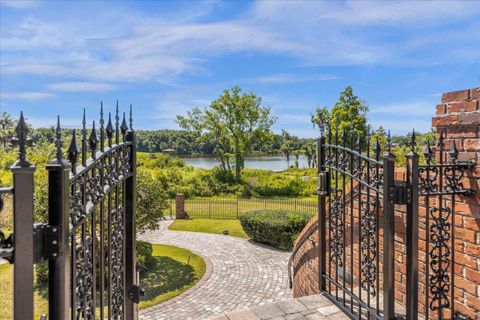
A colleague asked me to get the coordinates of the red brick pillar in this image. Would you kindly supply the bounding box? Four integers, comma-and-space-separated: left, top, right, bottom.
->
175, 194, 186, 219
432, 87, 480, 318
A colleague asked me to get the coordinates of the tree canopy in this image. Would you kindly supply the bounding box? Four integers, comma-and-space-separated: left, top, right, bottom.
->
177, 86, 277, 180
311, 86, 369, 140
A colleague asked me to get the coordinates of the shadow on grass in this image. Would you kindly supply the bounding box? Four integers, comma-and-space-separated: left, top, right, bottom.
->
141, 256, 196, 301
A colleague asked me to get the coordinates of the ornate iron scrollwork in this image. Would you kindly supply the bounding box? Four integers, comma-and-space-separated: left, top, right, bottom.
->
360, 200, 377, 296
111, 204, 125, 318
329, 189, 344, 268
429, 206, 451, 311
75, 236, 95, 319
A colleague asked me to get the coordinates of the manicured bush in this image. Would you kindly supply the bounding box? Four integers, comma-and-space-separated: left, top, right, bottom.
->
137, 240, 155, 269
239, 210, 312, 250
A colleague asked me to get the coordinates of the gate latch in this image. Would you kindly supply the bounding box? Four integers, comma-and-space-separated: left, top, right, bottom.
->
389, 184, 411, 205
128, 285, 145, 304
33, 223, 60, 263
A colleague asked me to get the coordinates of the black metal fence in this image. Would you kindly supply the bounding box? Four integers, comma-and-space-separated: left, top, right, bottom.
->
170, 197, 317, 219
313, 127, 475, 320
0, 106, 140, 320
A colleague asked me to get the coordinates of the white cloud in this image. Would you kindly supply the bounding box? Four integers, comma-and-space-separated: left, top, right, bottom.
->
48, 82, 116, 92
1, 1, 479, 84
1, 92, 53, 101
1, 0, 39, 9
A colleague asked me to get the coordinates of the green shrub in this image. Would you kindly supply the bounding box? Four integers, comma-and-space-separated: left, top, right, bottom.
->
239, 210, 312, 250
136, 240, 155, 269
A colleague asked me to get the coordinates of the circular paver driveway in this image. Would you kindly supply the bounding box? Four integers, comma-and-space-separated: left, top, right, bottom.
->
138, 220, 293, 320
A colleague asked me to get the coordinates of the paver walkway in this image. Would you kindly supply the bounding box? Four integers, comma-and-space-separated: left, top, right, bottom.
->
210, 294, 348, 320
138, 220, 293, 320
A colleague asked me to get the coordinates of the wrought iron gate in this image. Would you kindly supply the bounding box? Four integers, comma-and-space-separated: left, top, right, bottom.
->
316, 127, 475, 320
0, 105, 140, 319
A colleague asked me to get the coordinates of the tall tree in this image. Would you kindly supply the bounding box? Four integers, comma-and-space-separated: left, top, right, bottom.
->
311, 86, 369, 141
280, 130, 295, 164
177, 86, 276, 180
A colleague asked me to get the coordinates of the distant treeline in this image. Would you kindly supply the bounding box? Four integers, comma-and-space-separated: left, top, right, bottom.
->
135, 129, 314, 155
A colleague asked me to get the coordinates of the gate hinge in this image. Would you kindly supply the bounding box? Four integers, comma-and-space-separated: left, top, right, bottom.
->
389, 184, 411, 205
128, 285, 145, 304
317, 172, 330, 196
33, 223, 60, 263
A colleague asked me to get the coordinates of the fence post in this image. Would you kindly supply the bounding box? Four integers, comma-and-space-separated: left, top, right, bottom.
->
46, 122, 71, 320
125, 127, 137, 319
317, 136, 327, 292
11, 113, 36, 320
406, 138, 419, 320
236, 196, 239, 218
382, 141, 396, 320
175, 194, 185, 219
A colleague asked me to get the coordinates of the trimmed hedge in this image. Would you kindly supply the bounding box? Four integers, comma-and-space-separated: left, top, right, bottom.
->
239, 210, 312, 250
137, 240, 155, 269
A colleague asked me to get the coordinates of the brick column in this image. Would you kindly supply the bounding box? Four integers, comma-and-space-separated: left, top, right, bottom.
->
432, 87, 480, 318
433, 87, 480, 161
175, 194, 186, 219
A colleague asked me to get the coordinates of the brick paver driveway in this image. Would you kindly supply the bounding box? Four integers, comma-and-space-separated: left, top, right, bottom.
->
138, 220, 293, 320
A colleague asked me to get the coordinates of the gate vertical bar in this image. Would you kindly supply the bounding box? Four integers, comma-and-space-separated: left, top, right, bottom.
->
317, 135, 327, 292
47, 117, 71, 320
11, 112, 35, 320
382, 133, 395, 320
125, 109, 138, 319
406, 133, 419, 320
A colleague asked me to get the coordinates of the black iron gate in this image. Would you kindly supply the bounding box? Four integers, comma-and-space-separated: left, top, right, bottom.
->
316, 127, 475, 320
0, 105, 140, 319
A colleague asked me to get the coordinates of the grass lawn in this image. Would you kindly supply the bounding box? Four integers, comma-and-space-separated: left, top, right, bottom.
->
0, 263, 48, 320
139, 244, 206, 309
0, 244, 205, 318
169, 218, 249, 239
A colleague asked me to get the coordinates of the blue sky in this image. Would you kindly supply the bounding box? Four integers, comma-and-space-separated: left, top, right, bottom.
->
0, 0, 479, 137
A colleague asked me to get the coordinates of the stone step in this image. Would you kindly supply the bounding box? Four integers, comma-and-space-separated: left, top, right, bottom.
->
208, 294, 349, 320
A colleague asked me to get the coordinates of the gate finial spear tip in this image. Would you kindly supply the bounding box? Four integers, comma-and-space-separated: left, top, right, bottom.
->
68, 129, 80, 170
55, 116, 63, 161
100, 102, 104, 123
449, 140, 458, 160
89, 120, 99, 152
129, 104, 133, 130
121, 111, 128, 135
424, 141, 433, 159
106, 112, 113, 139
374, 136, 381, 155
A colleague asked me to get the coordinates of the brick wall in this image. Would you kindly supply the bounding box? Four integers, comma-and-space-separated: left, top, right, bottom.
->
432, 87, 480, 318
291, 87, 480, 319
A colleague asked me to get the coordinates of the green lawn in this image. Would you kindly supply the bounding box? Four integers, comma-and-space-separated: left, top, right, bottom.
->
169, 218, 249, 238
0, 263, 48, 320
0, 244, 205, 318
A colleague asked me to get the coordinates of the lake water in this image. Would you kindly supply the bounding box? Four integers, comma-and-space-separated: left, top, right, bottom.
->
181, 155, 311, 171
